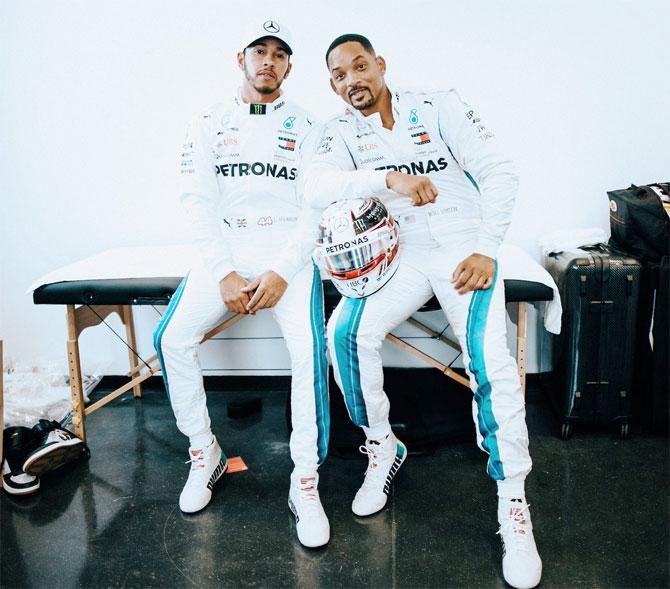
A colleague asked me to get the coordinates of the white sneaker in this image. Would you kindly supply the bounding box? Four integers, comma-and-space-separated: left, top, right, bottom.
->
497, 497, 543, 589
179, 438, 227, 513
352, 434, 407, 517
288, 472, 330, 548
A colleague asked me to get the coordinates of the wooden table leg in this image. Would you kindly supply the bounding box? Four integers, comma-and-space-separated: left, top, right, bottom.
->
516, 302, 527, 398
121, 306, 142, 398
67, 305, 87, 442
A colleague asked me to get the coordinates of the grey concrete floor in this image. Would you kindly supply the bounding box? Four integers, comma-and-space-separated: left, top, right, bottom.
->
1, 383, 668, 588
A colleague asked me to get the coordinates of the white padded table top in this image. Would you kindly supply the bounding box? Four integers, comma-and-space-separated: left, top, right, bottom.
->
30, 245, 197, 292
30, 243, 561, 332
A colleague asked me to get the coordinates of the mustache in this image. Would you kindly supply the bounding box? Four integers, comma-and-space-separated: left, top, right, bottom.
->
348, 86, 369, 98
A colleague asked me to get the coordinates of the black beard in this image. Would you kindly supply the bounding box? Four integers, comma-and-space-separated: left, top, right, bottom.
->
244, 67, 280, 95
353, 96, 375, 110
349, 87, 375, 111
254, 84, 277, 95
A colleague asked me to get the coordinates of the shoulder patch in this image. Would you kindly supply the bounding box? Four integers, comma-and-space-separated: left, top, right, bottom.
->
316, 131, 335, 155
447, 91, 495, 142
316, 117, 348, 155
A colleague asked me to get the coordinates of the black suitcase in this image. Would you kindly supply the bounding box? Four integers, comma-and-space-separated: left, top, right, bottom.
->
650, 256, 669, 433
632, 255, 670, 434
546, 244, 641, 439
606, 183, 670, 434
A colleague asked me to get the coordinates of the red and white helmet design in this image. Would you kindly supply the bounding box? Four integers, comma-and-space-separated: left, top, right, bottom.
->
317, 196, 400, 298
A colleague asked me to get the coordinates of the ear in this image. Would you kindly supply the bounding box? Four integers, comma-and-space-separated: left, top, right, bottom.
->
284, 61, 293, 79
329, 78, 337, 94
376, 55, 387, 76
237, 51, 245, 71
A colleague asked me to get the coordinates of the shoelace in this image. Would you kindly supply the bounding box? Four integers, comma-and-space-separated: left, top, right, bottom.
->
185, 450, 206, 473
359, 444, 379, 473
360, 443, 391, 490
297, 477, 322, 515
299, 478, 318, 501
497, 503, 533, 553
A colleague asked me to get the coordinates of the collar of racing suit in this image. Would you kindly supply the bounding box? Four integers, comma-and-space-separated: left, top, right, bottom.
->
233, 88, 287, 116
345, 83, 402, 129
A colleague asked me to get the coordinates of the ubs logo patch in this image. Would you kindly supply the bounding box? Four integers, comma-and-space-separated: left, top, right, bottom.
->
357, 143, 378, 152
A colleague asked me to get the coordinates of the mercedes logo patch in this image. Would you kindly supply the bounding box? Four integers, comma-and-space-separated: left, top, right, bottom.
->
263, 20, 280, 33
334, 216, 349, 232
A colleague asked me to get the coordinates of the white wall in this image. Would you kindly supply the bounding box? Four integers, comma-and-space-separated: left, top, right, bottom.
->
1, 0, 668, 375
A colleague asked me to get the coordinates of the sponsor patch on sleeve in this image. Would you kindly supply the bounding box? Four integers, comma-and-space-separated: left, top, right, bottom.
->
465, 107, 495, 141
317, 134, 334, 154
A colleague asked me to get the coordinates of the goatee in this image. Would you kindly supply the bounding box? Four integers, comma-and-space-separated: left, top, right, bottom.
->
353, 97, 375, 110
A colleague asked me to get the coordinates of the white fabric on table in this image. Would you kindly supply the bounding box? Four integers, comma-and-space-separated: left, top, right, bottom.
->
499, 244, 562, 334
29, 245, 197, 293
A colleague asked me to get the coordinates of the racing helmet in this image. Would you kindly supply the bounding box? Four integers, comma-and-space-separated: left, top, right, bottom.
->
317, 196, 400, 298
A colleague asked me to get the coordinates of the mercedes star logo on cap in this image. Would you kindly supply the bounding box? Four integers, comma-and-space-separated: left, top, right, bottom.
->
263, 20, 280, 33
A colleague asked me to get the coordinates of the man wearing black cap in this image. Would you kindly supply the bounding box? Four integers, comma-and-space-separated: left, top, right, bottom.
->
153, 19, 330, 548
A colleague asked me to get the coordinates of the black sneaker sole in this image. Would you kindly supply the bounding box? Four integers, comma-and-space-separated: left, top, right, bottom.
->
23, 439, 86, 476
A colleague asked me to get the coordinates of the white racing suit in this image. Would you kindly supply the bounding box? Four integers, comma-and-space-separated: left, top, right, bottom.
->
305, 88, 531, 495
154, 93, 328, 474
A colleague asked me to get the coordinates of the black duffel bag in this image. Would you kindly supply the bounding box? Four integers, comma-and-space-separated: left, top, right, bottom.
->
608, 183, 670, 263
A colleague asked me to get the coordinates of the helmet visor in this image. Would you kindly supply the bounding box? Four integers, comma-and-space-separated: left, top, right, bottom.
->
325, 235, 389, 278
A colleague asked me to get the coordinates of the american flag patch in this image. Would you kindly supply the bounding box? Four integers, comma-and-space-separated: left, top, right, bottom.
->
411, 131, 431, 145
278, 136, 296, 151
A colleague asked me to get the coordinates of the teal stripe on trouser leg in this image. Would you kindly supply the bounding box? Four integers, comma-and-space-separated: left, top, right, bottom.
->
153, 275, 189, 400
465, 261, 505, 480
333, 297, 369, 427
309, 264, 329, 464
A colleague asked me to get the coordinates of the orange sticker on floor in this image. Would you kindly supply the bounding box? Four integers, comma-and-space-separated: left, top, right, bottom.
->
226, 456, 248, 473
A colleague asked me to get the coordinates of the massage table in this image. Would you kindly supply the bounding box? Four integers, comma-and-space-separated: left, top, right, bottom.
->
31, 245, 559, 442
